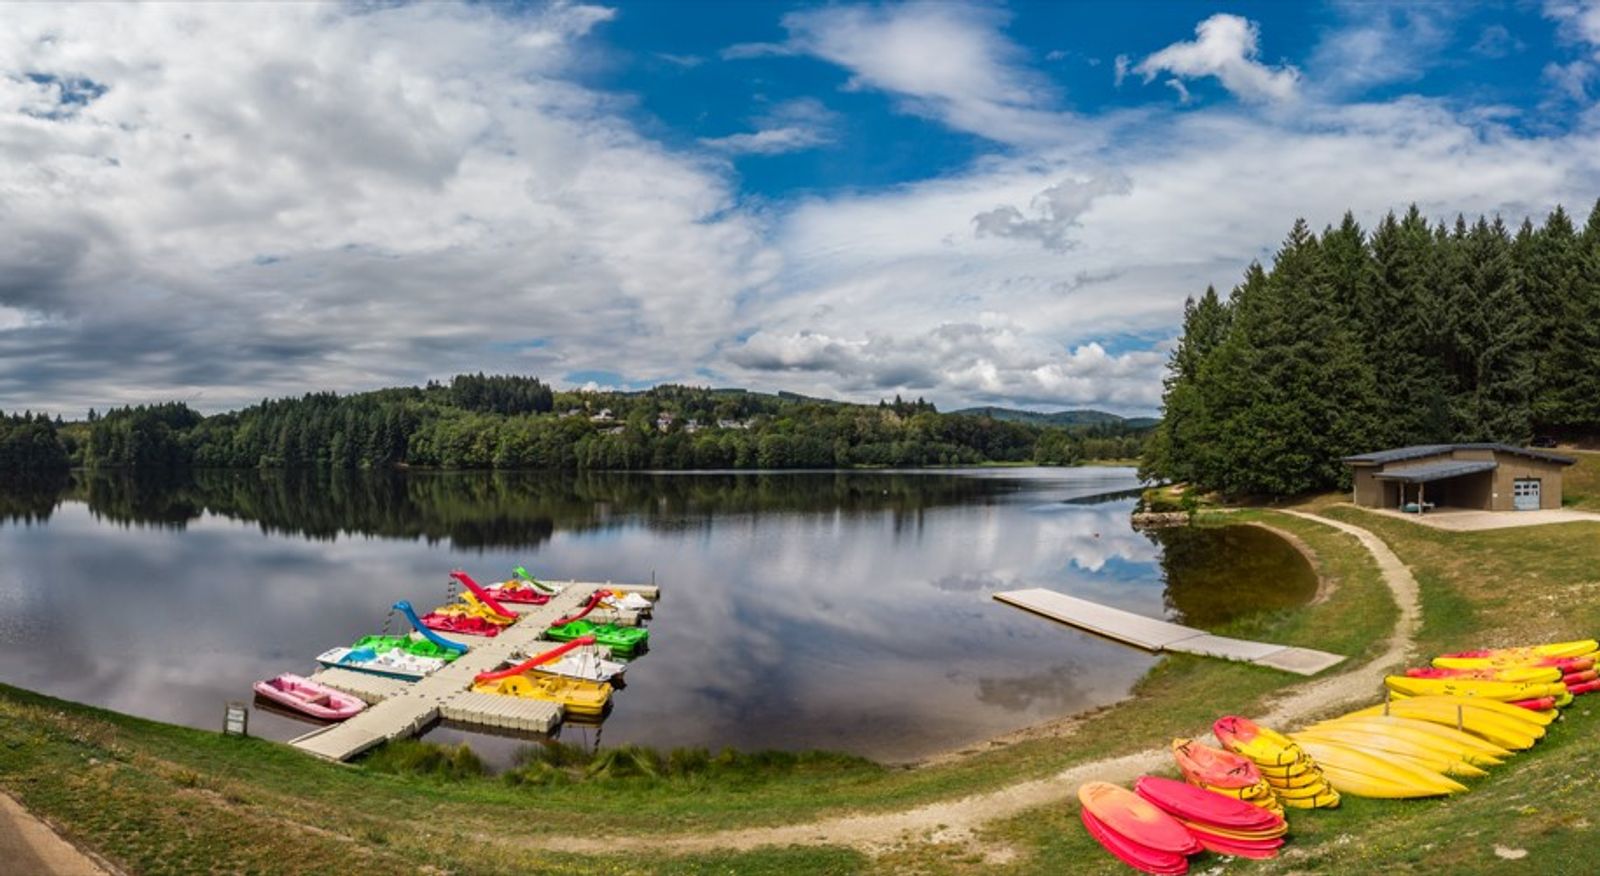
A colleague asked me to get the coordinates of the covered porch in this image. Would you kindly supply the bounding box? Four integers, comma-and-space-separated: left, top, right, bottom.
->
1371, 459, 1496, 514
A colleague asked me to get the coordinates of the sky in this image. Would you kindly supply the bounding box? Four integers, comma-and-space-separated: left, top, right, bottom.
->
3, 1, 1600, 417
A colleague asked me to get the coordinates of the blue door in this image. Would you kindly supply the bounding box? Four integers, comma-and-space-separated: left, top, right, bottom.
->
1513, 479, 1541, 511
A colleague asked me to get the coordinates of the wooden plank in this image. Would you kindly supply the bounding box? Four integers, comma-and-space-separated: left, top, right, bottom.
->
995, 587, 1344, 677
993, 588, 1202, 650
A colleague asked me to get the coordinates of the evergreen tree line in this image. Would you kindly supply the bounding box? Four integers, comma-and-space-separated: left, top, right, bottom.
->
58, 376, 1149, 472
1142, 202, 1600, 496
0, 410, 70, 473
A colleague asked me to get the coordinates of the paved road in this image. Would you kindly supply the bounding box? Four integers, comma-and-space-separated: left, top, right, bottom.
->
0, 792, 110, 875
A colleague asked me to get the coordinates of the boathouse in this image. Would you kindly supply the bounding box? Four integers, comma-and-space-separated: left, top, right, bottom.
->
1343, 444, 1575, 512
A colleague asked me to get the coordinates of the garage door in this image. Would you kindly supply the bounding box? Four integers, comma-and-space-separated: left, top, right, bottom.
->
1513, 479, 1541, 511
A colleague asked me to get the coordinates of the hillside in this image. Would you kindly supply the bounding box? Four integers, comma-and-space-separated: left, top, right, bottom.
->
951, 406, 1160, 430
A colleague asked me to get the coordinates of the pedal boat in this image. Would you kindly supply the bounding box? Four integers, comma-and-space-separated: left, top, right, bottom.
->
545, 619, 648, 657
253, 673, 365, 721
472, 672, 613, 718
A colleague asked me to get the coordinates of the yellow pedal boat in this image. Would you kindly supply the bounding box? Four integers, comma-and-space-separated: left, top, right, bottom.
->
473, 672, 613, 718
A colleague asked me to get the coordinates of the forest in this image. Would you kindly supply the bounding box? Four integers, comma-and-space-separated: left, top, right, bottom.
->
1143, 202, 1600, 497
15, 376, 1147, 472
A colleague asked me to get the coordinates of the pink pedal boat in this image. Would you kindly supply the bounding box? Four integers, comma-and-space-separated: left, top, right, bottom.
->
252, 673, 366, 721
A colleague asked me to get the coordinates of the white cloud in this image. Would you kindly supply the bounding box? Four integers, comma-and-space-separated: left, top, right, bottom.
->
972, 175, 1132, 251
1135, 14, 1299, 103
0, 2, 777, 413
767, 2, 1069, 145
1546, 0, 1600, 48
700, 97, 837, 155
1307, 4, 1458, 93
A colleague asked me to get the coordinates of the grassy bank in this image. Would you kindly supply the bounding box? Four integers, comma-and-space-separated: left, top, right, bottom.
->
961, 504, 1600, 876
1562, 449, 1600, 510
0, 511, 1393, 875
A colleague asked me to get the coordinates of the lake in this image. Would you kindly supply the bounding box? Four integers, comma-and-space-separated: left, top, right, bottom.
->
0, 467, 1315, 764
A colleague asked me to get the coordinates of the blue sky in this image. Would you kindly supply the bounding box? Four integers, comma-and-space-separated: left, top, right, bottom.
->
1, 1, 1599, 416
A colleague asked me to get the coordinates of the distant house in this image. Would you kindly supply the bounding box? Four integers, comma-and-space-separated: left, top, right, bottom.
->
1344, 444, 1576, 512
656, 411, 675, 432
558, 408, 582, 419
590, 408, 614, 423
684, 418, 701, 434
716, 418, 750, 430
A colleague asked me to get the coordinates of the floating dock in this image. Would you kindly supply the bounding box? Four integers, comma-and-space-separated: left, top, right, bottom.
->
994, 588, 1345, 676
289, 580, 652, 762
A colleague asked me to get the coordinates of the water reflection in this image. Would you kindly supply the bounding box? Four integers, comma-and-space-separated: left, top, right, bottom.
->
0, 468, 1312, 762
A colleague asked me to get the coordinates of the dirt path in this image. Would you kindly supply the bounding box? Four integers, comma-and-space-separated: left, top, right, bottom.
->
0, 792, 114, 876
517, 510, 1421, 857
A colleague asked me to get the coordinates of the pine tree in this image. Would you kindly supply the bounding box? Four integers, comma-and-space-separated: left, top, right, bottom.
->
1542, 200, 1600, 433
1515, 206, 1581, 433
1440, 217, 1533, 441
1366, 206, 1452, 445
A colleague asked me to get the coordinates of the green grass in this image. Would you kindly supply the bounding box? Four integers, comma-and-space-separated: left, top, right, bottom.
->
1562, 450, 1600, 510
0, 511, 1396, 875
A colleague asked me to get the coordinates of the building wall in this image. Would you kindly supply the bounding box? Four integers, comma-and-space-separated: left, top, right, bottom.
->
1347, 450, 1568, 511
1487, 456, 1567, 511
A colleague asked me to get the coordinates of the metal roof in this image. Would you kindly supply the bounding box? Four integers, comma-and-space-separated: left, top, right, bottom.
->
1371, 460, 1498, 483
1343, 443, 1575, 467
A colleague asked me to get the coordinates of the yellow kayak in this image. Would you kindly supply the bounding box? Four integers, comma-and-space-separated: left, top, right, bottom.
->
1390, 694, 1557, 728
1292, 739, 1467, 797
1385, 676, 1567, 702
1343, 701, 1538, 750
472, 672, 613, 717
1291, 729, 1487, 778
1310, 716, 1507, 765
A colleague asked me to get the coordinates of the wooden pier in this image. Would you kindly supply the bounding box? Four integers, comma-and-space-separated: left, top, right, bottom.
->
289, 580, 652, 762
995, 588, 1345, 676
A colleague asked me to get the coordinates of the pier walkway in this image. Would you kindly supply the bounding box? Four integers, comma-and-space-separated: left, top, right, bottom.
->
290, 580, 656, 761
994, 588, 1344, 676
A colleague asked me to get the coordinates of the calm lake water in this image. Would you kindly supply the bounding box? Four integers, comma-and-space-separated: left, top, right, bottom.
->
0, 467, 1314, 763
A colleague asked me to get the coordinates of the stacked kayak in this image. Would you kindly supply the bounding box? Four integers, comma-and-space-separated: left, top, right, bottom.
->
1134, 776, 1287, 861
1078, 782, 1201, 875
1170, 738, 1281, 815
253, 674, 365, 720
546, 619, 648, 657
1213, 717, 1340, 809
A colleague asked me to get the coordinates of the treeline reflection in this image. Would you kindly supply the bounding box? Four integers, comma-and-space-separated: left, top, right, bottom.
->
1, 469, 1037, 548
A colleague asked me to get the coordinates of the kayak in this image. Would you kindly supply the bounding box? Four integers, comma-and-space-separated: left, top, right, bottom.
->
473, 672, 613, 718
545, 619, 648, 657
1291, 739, 1467, 797
1214, 716, 1339, 809
1384, 675, 1567, 702
1290, 728, 1486, 778
1080, 807, 1189, 875
253, 673, 365, 720
1169, 738, 1280, 813
1306, 716, 1507, 765
1132, 776, 1285, 834
1340, 700, 1539, 750
1077, 782, 1200, 856
1433, 640, 1597, 670
1404, 666, 1562, 684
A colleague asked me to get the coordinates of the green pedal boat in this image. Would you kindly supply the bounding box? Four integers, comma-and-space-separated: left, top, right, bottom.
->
545, 620, 648, 657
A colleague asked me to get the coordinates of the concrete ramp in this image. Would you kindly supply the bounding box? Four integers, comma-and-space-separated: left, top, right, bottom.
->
994, 588, 1345, 676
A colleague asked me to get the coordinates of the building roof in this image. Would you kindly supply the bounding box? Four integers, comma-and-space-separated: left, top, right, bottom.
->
1343, 443, 1575, 467
1371, 460, 1499, 483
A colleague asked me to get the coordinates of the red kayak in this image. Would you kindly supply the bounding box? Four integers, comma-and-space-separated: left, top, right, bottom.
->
1080, 808, 1188, 875
1568, 679, 1600, 695
1183, 824, 1283, 860
1509, 696, 1558, 711
1133, 776, 1284, 833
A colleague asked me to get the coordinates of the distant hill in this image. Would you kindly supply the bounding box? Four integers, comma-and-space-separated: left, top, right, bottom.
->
951, 406, 1160, 430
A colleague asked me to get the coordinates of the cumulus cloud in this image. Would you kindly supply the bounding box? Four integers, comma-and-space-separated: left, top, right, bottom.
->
0, 2, 776, 413
757, 2, 1069, 145
972, 175, 1132, 251
1135, 14, 1299, 103
728, 325, 1166, 409
699, 98, 838, 155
